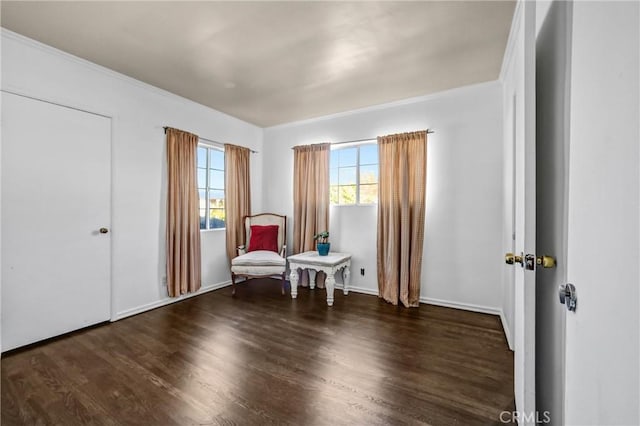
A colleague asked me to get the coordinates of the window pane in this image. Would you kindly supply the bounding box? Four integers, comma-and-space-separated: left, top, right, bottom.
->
208, 191, 225, 210
360, 184, 378, 204
330, 168, 338, 185
210, 149, 224, 170
198, 168, 207, 188
360, 165, 378, 184
197, 147, 207, 169
199, 209, 206, 230
199, 189, 207, 209
210, 208, 225, 229
209, 189, 224, 200
330, 185, 339, 204
338, 167, 356, 185
359, 144, 378, 165
330, 150, 339, 168
209, 170, 224, 189
339, 147, 357, 167
339, 185, 357, 205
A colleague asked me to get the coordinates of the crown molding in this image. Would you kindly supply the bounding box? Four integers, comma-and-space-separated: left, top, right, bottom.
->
499, 0, 524, 82
265, 79, 501, 131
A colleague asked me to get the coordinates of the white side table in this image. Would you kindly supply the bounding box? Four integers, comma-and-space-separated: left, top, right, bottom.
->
287, 251, 352, 306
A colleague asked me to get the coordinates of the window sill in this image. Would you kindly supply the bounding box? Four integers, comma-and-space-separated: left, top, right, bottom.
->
331, 203, 377, 207
200, 228, 226, 233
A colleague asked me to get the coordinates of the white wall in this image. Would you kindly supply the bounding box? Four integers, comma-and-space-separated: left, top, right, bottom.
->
263, 81, 505, 312
1, 30, 263, 320
564, 1, 639, 424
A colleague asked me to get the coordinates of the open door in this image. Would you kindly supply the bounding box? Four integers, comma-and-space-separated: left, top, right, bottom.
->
563, 2, 639, 424
534, 1, 572, 423
504, 1, 537, 423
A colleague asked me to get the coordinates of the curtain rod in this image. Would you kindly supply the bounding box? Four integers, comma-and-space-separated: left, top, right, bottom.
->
163, 126, 258, 153
292, 129, 435, 149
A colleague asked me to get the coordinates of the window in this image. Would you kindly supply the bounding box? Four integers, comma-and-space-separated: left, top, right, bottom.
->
330, 143, 379, 205
197, 145, 225, 229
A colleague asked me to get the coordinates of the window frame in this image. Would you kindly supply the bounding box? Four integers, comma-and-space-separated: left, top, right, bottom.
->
330, 142, 379, 206
197, 143, 226, 231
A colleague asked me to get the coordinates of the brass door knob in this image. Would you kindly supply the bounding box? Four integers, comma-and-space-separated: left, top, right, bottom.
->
505, 253, 523, 265
537, 255, 556, 268
99, 227, 109, 234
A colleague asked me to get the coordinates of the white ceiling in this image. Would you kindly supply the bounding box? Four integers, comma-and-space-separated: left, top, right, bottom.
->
1, 1, 515, 127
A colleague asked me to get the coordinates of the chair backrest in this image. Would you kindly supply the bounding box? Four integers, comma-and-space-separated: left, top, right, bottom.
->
244, 213, 287, 252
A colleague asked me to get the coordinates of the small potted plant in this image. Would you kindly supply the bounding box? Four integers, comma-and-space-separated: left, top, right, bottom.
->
313, 231, 330, 256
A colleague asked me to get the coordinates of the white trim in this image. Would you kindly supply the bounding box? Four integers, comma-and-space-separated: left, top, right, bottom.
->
265, 80, 501, 131
335, 284, 379, 297
500, 310, 515, 351
337, 285, 507, 317
499, 0, 524, 82
419, 296, 502, 316
112, 280, 231, 321
200, 227, 226, 233
199, 140, 224, 151
329, 139, 376, 149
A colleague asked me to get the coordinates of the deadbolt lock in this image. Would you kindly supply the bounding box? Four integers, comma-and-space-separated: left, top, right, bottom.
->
525, 254, 536, 270
536, 255, 556, 268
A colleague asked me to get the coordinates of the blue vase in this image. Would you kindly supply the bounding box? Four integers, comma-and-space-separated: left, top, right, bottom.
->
317, 243, 330, 256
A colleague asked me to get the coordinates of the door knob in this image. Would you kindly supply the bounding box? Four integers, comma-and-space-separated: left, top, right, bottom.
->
536, 255, 556, 268
559, 283, 577, 312
505, 253, 523, 265
99, 227, 109, 234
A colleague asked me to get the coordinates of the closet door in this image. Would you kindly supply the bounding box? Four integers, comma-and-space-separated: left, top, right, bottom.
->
2, 92, 111, 351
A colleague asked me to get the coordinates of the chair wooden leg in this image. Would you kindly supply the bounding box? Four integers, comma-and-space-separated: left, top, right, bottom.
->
281, 272, 286, 295
231, 272, 237, 296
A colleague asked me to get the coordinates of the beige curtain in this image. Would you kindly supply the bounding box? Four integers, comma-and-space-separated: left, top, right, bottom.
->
225, 144, 251, 262
166, 128, 202, 297
293, 143, 330, 287
377, 131, 427, 307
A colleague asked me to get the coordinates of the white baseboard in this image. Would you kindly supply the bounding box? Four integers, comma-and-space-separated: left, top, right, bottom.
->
420, 296, 501, 316
336, 283, 379, 296
500, 310, 514, 351
421, 297, 513, 350
339, 286, 505, 318
113, 280, 231, 321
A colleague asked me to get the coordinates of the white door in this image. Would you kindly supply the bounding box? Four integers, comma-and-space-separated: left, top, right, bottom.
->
563, 2, 639, 425
1, 92, 112, 351
534, 1, 572, 423
512, 1, 537, 423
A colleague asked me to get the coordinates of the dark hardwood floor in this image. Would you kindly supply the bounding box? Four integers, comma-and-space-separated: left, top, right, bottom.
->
2, 279, 514, 425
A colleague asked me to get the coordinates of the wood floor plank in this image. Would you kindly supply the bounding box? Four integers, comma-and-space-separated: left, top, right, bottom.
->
2, 279, 514, 425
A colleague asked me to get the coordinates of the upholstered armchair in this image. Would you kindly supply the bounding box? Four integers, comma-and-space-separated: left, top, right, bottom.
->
230, 213, 287, 295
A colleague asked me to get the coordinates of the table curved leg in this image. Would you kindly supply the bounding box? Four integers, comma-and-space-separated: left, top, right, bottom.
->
343, 266, 350, 295
308, 269, 317, 290
290, 268, 299, 299
325, 273, 335, 306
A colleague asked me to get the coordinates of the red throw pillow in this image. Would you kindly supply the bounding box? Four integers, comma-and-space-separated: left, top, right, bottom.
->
248, 225, 279, 253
